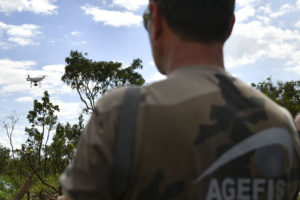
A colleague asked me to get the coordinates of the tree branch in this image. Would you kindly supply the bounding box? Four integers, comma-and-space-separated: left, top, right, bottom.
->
28, 160, 62, 195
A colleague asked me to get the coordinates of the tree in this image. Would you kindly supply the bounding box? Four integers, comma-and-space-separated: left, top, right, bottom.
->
1, 111, 20, 167
0, 145, 10, 174
25, 91, 60, 176
62, 50, 145, 113
251, 77, 300, 117
49, 114, 84, 174
15, 91, 62, 199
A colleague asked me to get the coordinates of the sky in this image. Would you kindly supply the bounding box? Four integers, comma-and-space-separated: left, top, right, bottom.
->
0, 0, 300, 149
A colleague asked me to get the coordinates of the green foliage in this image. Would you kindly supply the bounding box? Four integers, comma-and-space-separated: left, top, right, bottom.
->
62, 50, 145, 113
0, 175, 15, 200
0, 145, 9, 174
0, 174, 60, 200
9, 91, 85, 199
23, 91, 60, 174
251, 77, 300, 117
10, 91, 63, 199
29, 175, 60, 200
49, 115, 84, 174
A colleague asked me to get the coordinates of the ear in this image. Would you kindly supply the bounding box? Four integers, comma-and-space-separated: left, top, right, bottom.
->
226, 15, 235, 40
149, 2, 162, 40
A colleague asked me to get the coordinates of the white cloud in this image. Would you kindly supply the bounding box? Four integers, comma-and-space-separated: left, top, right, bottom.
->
52, 99, 82, 121
0, 0, 57, 15
71, 31, 81, 37
225, 20, 300, 68
258, 4, 271, 15
255, 16, 271, 24
0, 59, 36, 85
0, 124, 27, 150
15, 96, 33, 103
147, 72, 166, 83
1, 82, 38, 94
0, 22, 41, 47
236, 0, 262, 7
57, 85, 73, 94
258, 3, 298, 19
0, 41, 11, 49
149, 61, 155, 67
235, 5, 255, 22
6, 24, 39, 37
295, 21, 300, 29
225, 1, 300, 69
112, 0, 147, 11
0, 58, 35, 70
8, 37, 36, 46
81, 4, 142, 27
0, 127, 20, 149
0, 59, 74, 98
43, 64, 65, 73
287, 50, 300, 70
0, 59, 82, 128
270, 4, 295, 18
227, 1, 300, 71
146, 61, 167, 83
284, 66, 300, 75
0, 134, 24, 149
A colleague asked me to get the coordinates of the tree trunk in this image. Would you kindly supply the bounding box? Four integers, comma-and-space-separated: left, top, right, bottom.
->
14, 174, 34, 200
26, 191, 30, 200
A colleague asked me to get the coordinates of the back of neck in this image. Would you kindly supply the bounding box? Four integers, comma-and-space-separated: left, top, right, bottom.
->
163, 41, 225, 75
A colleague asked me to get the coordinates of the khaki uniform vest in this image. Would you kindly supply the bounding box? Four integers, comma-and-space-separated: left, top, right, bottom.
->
60, 66, 300, 200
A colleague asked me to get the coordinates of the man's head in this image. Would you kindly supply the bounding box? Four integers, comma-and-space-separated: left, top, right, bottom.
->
144, 0, 236, 74
144, 0, 235, 43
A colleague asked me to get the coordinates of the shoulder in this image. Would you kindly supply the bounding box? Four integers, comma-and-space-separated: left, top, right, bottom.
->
95, 87, 128, 112
95, 87, 127, 113
235, 78, 296, 124
95, 86, 148, 113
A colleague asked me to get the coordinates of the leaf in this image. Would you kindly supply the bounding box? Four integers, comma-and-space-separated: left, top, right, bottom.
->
62, 50, 145, 114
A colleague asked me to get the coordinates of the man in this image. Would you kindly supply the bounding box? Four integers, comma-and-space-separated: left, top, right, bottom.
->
60, 0, 300, 199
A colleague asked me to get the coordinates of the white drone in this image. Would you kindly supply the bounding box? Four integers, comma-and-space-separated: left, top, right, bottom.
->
27, 75, 46, 88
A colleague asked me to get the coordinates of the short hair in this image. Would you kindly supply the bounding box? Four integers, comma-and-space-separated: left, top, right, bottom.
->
153, 0, 235, 43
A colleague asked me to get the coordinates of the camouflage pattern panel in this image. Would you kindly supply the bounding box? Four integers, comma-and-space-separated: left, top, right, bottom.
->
124, 67, 300, 200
